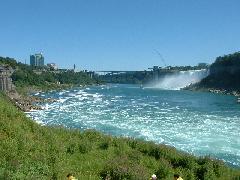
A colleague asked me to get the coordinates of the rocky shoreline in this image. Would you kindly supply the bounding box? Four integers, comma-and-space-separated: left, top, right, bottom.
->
183, 85, 240, 97
207, 89, 240, 97
5, 83, 102, 112
6, 90, 56, 112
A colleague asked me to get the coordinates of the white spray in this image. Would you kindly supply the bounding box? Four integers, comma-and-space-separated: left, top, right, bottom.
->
149, 69, 209, 90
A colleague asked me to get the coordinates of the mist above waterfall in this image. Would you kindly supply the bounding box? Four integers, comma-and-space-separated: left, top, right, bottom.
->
149, 69, 209, 90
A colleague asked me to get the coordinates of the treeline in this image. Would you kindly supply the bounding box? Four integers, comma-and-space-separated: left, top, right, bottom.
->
100, 71, 152, 84
0, 93, 240, 179
0, 56, 102, 90
193, 52, 240, 91
0, 56, 19, 68
11, 69, 100, 88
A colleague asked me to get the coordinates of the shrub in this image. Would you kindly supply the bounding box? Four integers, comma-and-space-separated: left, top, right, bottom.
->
171, 155, 196, 170
82, 130, 102, 142
126, 138, 138, 149
182, 169, 196, 180
135, 141, 155, 155
195, 162, 215, 180
99, 156, 149, 180
212, 160, 226, 177
98, 140, 109, 150
66, 143, 77, 154
155, 158, 173, 179
127, 150, 142, 163
78, 140, 92, 154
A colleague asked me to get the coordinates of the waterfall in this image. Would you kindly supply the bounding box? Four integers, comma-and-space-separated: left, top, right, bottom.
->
150, 69, 209, 90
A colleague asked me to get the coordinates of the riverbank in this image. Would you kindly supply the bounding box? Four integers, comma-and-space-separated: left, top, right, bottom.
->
1, 90, 240, 179
5, 84, 62, 111
183, 84, 240, 97
5, 90, 57, 111
6, 83, 100, 111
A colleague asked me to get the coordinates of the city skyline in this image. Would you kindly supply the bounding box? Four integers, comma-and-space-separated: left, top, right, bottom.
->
0, 0, 240, 70
30, 53, 45, 67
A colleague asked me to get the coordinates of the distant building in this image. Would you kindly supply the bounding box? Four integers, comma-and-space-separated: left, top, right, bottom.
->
30, 53, 44, 67
198, 63, 208, 68
149, 66, 160, 81
86, 71, 95, 78
0, 66, 15, 91
47, 63, 58, 70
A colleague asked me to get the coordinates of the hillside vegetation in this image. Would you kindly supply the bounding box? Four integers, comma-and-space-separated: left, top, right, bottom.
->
192, 52, 240, 92
0, 93, 240, 179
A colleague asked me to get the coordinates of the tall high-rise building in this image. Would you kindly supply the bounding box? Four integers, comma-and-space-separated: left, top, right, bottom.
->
30, 53, 44, 67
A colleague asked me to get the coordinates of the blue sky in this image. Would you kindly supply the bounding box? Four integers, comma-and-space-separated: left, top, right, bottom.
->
0, 0, 240, 70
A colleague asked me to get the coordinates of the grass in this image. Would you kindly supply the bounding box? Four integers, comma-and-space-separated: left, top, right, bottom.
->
0, 92, 240, 179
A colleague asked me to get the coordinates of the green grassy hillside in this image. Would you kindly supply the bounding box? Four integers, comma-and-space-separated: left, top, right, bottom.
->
0, 93, 240, 179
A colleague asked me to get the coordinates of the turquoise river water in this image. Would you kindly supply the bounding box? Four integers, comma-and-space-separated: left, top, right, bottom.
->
26, 84, 240, 167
